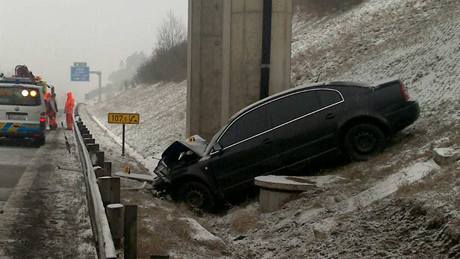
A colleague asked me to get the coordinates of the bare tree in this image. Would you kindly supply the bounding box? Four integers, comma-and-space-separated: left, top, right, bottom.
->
135, 11, 188, 84
155, 11, 186, 53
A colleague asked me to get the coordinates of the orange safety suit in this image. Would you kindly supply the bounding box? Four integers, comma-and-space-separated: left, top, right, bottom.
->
64, 92, 75, 130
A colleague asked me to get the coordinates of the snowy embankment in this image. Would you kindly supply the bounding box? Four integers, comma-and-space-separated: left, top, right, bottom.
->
86, 81, 186, 161
85, 0, 460, 257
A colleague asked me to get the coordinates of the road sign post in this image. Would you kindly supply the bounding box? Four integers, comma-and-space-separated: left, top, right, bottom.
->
108, 113, 140, 156
122, 124, 125, 156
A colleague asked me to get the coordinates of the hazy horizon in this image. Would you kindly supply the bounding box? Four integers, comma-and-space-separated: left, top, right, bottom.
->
0, 0, 188, 104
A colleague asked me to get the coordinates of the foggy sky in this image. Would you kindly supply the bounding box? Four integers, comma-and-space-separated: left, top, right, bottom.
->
0, 0, 188, 104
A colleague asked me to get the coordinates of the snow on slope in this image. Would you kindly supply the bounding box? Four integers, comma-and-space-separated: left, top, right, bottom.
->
86, 81, 186, 159
89, 0, 460, 163
85, 0, 460, 257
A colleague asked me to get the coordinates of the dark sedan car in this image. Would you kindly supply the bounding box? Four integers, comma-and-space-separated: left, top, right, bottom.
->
154, 79, 420, 209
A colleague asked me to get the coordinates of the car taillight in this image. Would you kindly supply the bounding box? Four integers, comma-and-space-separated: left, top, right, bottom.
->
40, 112, 46, 123
400, 81, 410, 101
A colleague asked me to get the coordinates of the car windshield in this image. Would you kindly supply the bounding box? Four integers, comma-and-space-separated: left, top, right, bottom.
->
0, 86, 41, 106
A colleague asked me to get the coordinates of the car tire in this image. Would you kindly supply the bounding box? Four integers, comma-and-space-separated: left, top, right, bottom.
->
177, 182, 215, 211
344, 123, 386, 161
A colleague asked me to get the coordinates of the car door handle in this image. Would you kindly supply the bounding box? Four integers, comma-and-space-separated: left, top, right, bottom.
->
326, 113, 336, 120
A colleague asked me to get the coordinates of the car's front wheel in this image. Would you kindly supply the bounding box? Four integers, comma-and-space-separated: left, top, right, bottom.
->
343, 123, 386, 161
177, 182, 215, 211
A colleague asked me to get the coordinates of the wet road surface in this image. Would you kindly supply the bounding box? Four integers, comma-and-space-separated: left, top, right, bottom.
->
0, 141, 38, 209
0, 130, 96, 258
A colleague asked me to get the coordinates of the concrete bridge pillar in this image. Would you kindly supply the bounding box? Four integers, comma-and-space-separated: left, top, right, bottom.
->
187, 0, 293, 140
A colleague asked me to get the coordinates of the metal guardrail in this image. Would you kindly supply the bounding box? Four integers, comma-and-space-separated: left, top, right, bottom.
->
73, 104, 117, 259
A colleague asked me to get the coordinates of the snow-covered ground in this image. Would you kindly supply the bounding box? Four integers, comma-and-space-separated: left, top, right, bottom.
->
86, 81, 186, 159
85, 0, 460, 257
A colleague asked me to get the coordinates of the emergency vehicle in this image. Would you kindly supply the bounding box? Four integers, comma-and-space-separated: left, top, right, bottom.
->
0, 75, 47, 146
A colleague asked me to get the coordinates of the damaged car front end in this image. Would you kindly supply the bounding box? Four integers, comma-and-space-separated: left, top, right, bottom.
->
152, 135, 208, 195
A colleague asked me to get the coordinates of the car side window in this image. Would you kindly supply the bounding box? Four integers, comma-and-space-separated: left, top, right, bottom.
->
220, 106, 270, 148
318, 89, 343, 107
267, 91, 321, 127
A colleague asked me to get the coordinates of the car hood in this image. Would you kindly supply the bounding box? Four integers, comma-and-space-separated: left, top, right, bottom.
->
162, 135, 207, 160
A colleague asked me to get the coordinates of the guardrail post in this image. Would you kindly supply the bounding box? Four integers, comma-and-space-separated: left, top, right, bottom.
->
107, 203, 124, 248
86, 143, 100, 153
94, 166, 109, 178
82, 133, 93, 139
90, 151, 104, 167
98, 176, 120, 205
104, 162, 112, 176
96, 151, 105, 167
84, 138, 96, 145
124, 205, 138, 259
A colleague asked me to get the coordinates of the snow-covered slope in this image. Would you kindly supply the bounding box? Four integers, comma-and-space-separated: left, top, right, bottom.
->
86, 0, 460, 257
86, 81, 186, 159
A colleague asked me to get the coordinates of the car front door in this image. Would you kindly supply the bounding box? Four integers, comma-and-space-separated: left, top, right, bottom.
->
208, 106, 280, 196
266, 90, 324, 168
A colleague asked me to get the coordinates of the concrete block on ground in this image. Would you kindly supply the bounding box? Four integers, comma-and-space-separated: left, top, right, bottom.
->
255, 175, 317, 213
433, 147, 460, 166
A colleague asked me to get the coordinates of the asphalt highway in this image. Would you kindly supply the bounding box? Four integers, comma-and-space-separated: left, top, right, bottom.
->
0, 140, 39, 208
0, 130, 96, 257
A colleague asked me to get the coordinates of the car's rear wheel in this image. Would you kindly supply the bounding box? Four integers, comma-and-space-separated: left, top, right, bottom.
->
177, 182, 215, 211
344, 123, 386, 161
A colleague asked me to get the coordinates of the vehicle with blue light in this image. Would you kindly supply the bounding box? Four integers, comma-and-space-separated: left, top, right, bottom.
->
0, 77, 47, 146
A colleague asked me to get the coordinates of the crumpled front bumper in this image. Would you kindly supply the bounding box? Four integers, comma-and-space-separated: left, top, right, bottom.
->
152, 160, 172, 191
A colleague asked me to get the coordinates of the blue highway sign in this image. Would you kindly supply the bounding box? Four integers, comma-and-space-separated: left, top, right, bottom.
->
71, 62, 90, 82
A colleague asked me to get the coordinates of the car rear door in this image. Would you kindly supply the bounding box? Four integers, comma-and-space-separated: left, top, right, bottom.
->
314, 88, 346, 153
208, 106, 280, 196
266, 90, 321, 167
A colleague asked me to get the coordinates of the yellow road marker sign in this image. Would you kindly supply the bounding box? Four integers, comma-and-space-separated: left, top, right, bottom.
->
108, 113, 140, 125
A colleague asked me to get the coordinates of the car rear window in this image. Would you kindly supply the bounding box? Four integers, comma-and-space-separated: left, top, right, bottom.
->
318, 89, 343, 107
267, 91, 320, 127
0, 86, 42, 106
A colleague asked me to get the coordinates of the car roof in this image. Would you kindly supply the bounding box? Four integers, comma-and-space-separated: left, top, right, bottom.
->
229, 81, 370, 121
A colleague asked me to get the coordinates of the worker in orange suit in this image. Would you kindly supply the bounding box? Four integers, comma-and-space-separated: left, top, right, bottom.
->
64, 91, 75, 130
